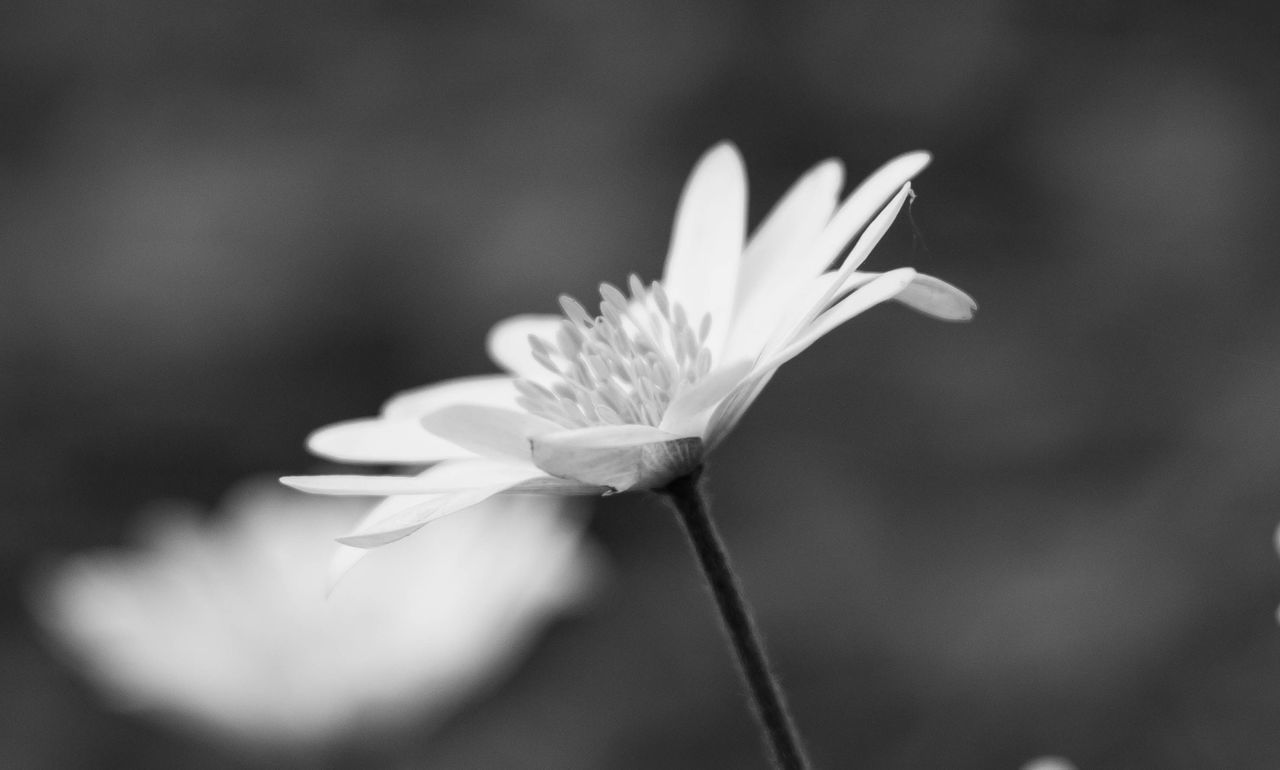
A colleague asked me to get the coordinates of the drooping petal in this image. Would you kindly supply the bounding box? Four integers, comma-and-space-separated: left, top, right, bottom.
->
486, 314, 564, 382
381, 375, 520, 421
333, 464, 598, 549
531, 425, 702, 492
335, 488, 502, 549
661, 142, 746, 351
803, 152, 930, 277
282, 457, 557, 497
760, 268, 919, 374
757, 182, 916, 359
827, 270, 976, 321
657, 359, 754, 437
722, 159, 843, 361
327, 537, 381, 590
280, 474, 455, 497
306, 417, 471, 464
893, 273, 978, 321
702, 368, 777, 450
831, 182, 914, 282
420, 405, 562, 462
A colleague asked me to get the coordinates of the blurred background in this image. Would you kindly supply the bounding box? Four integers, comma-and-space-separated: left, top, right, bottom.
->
4, 0, 1280, 767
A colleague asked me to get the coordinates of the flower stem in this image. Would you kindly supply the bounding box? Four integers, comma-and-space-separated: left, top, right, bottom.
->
661, 469, 810, 770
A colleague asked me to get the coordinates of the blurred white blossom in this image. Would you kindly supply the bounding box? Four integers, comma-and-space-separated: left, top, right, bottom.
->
1021, 758, 1077, 770
30, 480, 599, 750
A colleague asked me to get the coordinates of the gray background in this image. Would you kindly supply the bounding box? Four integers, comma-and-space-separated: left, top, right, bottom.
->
4, 1, 1279, 767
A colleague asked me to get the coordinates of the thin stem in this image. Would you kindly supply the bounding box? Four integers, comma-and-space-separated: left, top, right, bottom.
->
661, 468, 810, 770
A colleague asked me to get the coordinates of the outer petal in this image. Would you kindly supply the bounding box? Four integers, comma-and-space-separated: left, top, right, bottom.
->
702, 269, 919, 448
828, 270, 976, 322
486, 315, 564, 383
763, 268, 919, 372
531, 425, 702, 492
336, 480, 600, 550
420, 405, 562, 462
283, 457, 562, 497
804, 152, 930, 278
661, 143, 746, 351
757, 183, 915, 359
657, 360, 754, 437
335, 488, 503, 549
381, 375, 519, 420
703, 369, 777, 450
307, 417, 471, 464
281, 475, 459, 496
893, 274, 978, 321
723, 159, 843, 361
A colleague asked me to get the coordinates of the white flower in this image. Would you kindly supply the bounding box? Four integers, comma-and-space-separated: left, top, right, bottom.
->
283, 142, 975, 549
30, 480, 598, 750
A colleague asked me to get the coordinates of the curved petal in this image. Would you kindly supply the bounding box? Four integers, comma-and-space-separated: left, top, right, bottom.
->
804, 151, 930, 277
703, 368, 777, 450
335, 488, 499, 549
486, 314, 564, 382
831, 182, 914, 283
893, 273, 978, 321
661, 142, 746, 350
723, 159, 843, 360
282, 457, 552, 497
755, 183, 916, 359
333, 463, 597, 549
280, 474, 453, 497
657, 360, 753, 437
531, 425, 702, 492
381, 375, 519, 420
420, 405, 562, 462
327, 540, 373, 592
306, 417, 471, 464
762, 268, 918, 373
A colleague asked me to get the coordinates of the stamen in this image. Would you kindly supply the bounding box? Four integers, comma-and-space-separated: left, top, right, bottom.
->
516, 279, 715, 429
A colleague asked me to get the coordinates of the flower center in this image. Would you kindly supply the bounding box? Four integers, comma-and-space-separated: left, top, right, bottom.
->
515, 275, 713, 428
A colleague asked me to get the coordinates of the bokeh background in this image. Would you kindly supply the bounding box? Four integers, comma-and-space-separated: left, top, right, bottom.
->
4, 1, 1280, 767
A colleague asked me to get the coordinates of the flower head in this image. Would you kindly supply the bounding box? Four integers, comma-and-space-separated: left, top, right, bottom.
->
30, 481, 598, 750
283, 142, 974, 553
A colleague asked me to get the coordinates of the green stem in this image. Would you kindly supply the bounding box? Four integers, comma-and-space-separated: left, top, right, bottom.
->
661, 468, 810, 770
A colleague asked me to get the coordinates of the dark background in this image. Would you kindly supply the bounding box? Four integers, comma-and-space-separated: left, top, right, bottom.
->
4, 1, 1280, 767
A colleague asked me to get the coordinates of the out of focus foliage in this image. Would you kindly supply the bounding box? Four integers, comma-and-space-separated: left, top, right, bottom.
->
4, 1, 1280, 768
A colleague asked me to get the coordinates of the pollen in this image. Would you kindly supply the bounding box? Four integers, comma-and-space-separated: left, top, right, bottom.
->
515, 275, 714, 428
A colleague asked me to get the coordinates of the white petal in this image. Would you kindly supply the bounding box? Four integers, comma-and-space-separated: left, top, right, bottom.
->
703, 269, 962, 449
657, 360, 754, 437
530, 425, 702, 492
893, 273, 978, 321
306, 417, 471, 464
420, 405, 562, 462
723, 159, 843, 360
486, 314, 564, 382
804, 151, 930, 277
335, 488, 504, 549
661, 143, 746, 349
333, 463, 595, 549
831, 182, 914, 281
327, 532, 394, 588
703, 368, 777, 450
381, 375, 519, 420
280, 474, 451, 497
282, 457, 551, 497
759, 268, 918, 374
757, 183, 915, 358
